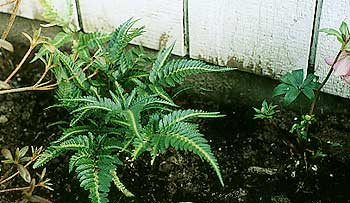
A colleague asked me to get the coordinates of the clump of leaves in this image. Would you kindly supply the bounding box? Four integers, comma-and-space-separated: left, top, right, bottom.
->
253, 100, 278, 120
0, 146, 53, 203
256, 21, 350, 170
272, 69, 320, 105
32, 2, 234, 203
290, 114, 315, 141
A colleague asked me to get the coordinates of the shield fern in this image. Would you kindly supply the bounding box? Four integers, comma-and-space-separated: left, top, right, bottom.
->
34, 11, 234, 202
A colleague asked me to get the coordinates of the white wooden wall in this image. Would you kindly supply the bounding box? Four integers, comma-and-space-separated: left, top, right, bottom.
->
1, 0, 350, 98
79, 0, 185, 56
315, 0, 350, 98
188, 0, 315, 78
0, 0, 79, 27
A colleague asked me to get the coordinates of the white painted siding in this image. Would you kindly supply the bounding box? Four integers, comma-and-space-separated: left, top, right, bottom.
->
188, 0, 316, 78
0, 0, 79, 26
315, 0, 350, 98
1, 0, 350, 98
79, 0, 185, 56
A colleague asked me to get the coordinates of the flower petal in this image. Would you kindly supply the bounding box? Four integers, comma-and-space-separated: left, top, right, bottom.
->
333, 57, 350, 76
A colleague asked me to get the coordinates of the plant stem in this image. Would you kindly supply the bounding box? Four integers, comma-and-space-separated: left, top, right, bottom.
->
0, 84, 56, 95
0, 182, 46, 193
1, 0, 21, 40
308, 49, 343, 116
0, 154, 39, 185
4, 44, 34, 83
0, 0, 16, 7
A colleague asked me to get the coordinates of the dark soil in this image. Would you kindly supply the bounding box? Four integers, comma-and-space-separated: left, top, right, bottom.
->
0, 48, 350, 203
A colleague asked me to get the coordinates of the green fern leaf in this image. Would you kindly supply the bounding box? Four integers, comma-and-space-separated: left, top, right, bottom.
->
54, 125, 92, 143
155, 59, 234, 86
69, 150, 90, 173
158, 122, 223, 186
58, 53, 88, 90
159, 109, 223, 129
108, 18, 144, 62
149, 42, 175, 83
33, 146, 64, 169
53, 134, 92, 150
110, 170, 134, 197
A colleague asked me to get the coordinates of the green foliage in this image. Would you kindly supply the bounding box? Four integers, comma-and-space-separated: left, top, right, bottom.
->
253, 100, 279, 120
33, 9, 233, 202
290, 114, 315, 141
272, 69, 320, 105
39, 0, 76, 32
320, 21, 350, 48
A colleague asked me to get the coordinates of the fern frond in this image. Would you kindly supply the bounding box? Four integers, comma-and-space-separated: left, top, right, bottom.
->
108, 18, 144, 62
52, 66, 82, 100
124, 108, 143, 141
131, 94, 178, 111
73, 147, 120, 203
32, 32, 73, 62
158, 122, 223, 186
78, 32, 111, 49
148, 84, 174, 104
54, 125, 92, 143
153, 59, 235, 86
40, 0, 75, 31
75, 156, 109, 203
69, 150, 90, 173
149, 42, 175, 83
159, 109, 223, 129
33, 146, 64, 169
62, 96, 123, 126
53, 134, 92, 150
58, 53, 88, 89
110, 170, 134, 197
34, 134, 93, 168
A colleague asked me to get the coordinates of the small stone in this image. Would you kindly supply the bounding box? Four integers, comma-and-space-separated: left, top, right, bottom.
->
247, 166, 277, 175
0, 115, 8, 124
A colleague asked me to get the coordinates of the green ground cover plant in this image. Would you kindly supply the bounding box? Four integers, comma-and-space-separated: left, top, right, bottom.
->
255, 21, 350, 167
23, 1, 234, 202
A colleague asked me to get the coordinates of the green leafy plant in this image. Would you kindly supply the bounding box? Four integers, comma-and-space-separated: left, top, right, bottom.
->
31, 2, 233, 202
272, 69, 320, 105
255, 21, 350, 169
253, 100, 279, 120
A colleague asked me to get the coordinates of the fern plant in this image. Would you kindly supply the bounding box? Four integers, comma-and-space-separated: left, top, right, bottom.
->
33, 3, 233, 202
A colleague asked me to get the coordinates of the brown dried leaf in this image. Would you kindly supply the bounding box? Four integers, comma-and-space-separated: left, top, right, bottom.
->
17, 164, 31, 183
0, 81, 11, 90
0, 39, 14, 52
28, 195, 53, 203
1, 148, 13, 160
40, 168, 46, 180
19, 146, 29, 158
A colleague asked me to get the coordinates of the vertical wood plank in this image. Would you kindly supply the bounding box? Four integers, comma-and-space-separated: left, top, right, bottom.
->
315, 0, 350, 98
0, 0, 79, 26
188, 0, 316, 78
79, 0, 185, 56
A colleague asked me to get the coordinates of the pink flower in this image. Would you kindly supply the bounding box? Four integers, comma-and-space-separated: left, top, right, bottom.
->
325, 50, 350, 84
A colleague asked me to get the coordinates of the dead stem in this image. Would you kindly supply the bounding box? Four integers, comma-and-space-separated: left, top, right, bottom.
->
4, 44, 34, 83
0, 166, 13, 183
0, 0, 16, 7
1, 0, 21, 40
0, 153, 40, 185
0, 84, 57, 95
0, 182, 47, 193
